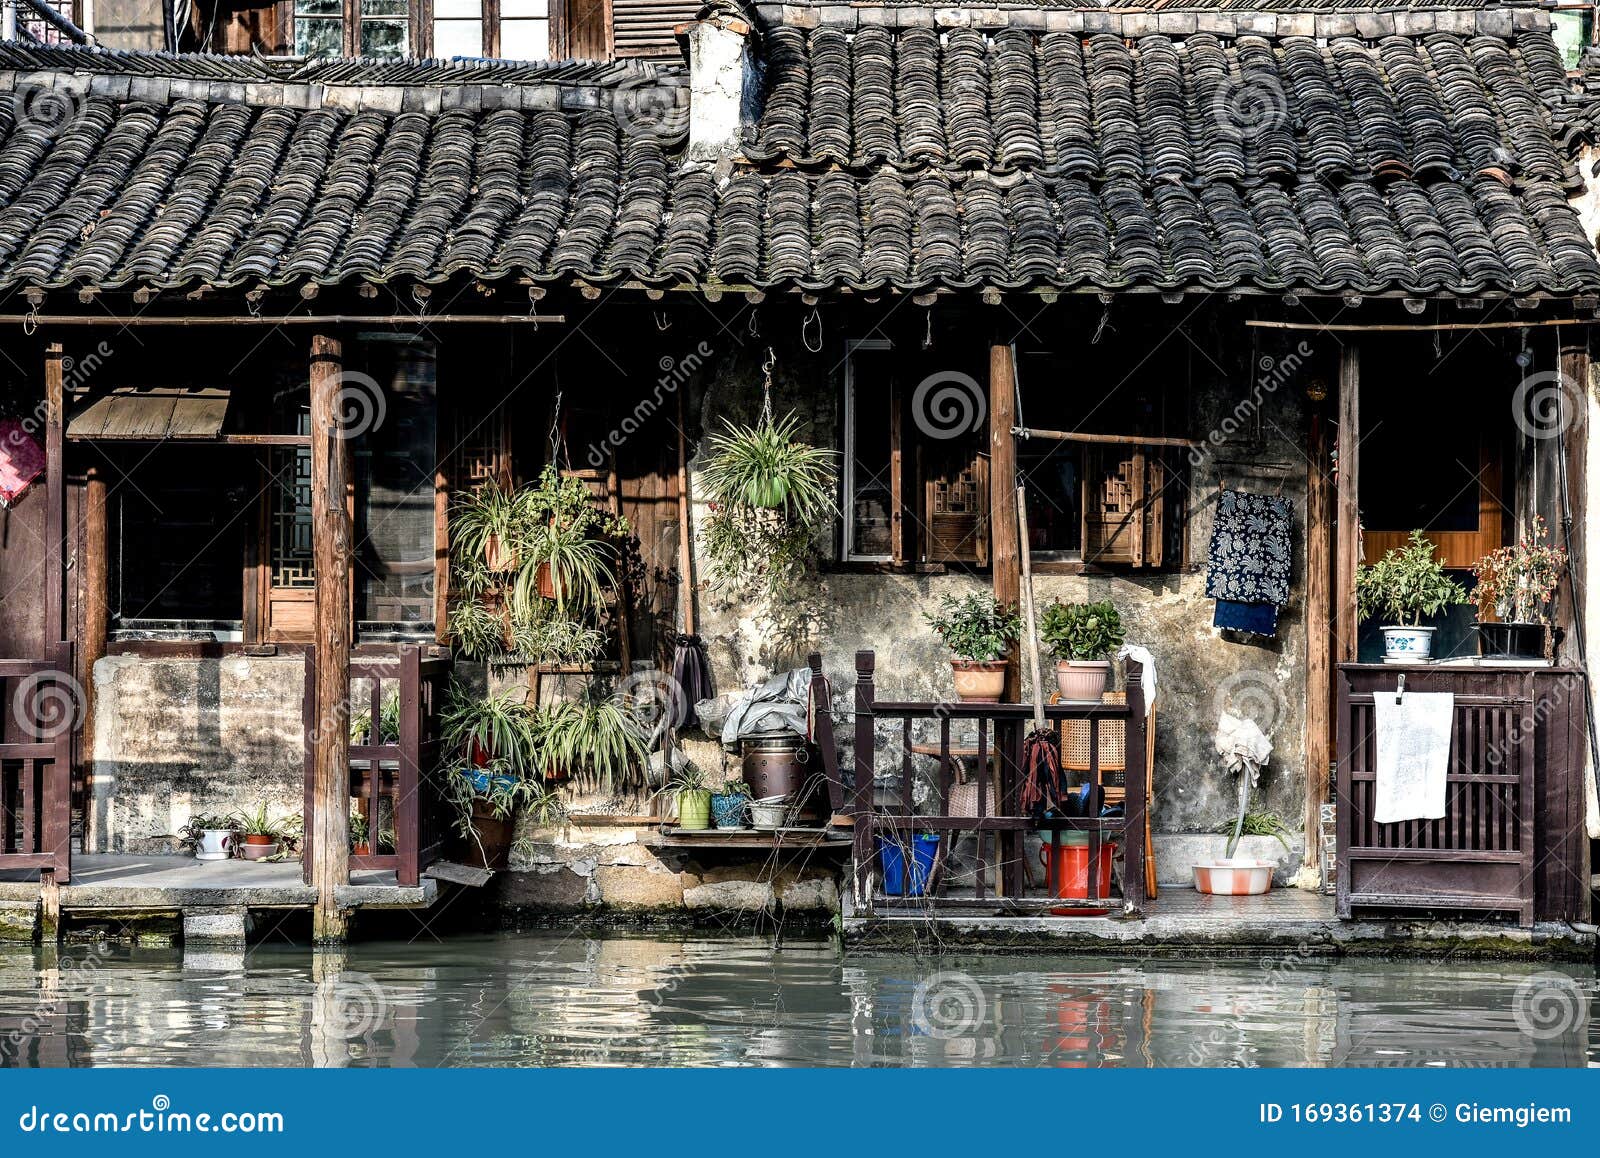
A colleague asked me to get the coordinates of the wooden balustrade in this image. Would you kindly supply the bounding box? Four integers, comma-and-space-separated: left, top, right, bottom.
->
303, 644, 451, 888
835, 649, 1147, 915
0, 643, 75, 880
1336, 663, 1588, 928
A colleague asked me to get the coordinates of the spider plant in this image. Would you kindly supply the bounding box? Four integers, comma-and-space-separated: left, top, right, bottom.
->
701, 411, 837, 523
232, 802, 298, 838
509, 612, 605, 666
450, 479, 521, 572
514, 517, 615, 617
439, 681, 541, 775
537, 695, 650, 793
447, 594, 510, 662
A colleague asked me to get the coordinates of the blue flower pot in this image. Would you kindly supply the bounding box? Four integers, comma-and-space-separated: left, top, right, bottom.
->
878, 834, 939, 897
710, 793, 749, 829
463, 769, 517, 796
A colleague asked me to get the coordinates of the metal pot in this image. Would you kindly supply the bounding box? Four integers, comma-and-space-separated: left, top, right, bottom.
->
740, 732, 826, 823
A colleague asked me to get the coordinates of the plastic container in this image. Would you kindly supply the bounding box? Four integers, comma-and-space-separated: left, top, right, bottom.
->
878, 834, 939, 897
1038, 831, 1117, 899
1192, 859, 1274, 895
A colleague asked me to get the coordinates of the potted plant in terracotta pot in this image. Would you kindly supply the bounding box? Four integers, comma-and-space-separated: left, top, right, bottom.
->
1470, 515, 1566, 660
231, 803, 297, 862
442, 761, 563, 871
1357, 530, 1467, 662
1040, 599, 1125, 701
923, 592, 1021, 702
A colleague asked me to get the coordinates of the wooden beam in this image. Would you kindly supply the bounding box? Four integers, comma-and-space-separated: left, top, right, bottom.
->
44, 342, 65, 646
1303, 410, 1332, 874
1558, 329, 1589, 667
309, 332, 352, 944
989, 343, 1021, 701
79, 466, 108, 852
1015, 428, 1202, 449
1334, 344, 1361, 664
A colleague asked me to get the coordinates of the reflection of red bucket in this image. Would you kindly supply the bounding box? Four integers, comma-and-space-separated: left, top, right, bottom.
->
1039, 838, 1117, 899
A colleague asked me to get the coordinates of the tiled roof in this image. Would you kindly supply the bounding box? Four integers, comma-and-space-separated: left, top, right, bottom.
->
0, 17, 1596, 300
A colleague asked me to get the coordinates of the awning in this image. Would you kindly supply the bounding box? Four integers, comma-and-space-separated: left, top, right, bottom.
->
66, 388, 230, 441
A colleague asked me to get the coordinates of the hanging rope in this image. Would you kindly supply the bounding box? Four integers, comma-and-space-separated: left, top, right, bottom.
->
1092, 305, 1113, 345
760, 347, 776, 426
549, 386, 565, 468
748, 308, 761, 338
801, 307, 823, 354
922, 306, 934, 351
654, 309, 672, 332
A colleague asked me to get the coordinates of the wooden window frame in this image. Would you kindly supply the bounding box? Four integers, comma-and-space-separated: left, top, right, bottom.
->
278, 0, 568, 58
842, 339, 900, 565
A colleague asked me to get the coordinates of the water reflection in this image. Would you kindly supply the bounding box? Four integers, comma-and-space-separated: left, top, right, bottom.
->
0, 934, 1593, 1068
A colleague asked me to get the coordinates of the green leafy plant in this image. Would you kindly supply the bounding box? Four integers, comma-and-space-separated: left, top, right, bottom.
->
701, 411, 837, 601
1214, 809, 1293, 858
1357, 531, 1468, 626
439, 759, 566, 860
714, 779, 751, 798
1470, 515, 1567, 625
232, 802, 297, 839
538, 694, 650, 793
349, 688, 402, 745
1039, 600, 1125, 661
439, 682, 541, 776
176, 814, 236, 850
922, 593, 1021, 663
701, 412, 837, 521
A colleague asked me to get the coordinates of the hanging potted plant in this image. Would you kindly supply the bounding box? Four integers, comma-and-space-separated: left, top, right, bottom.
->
1039, 600, 1125, 701
922, 592, 1021, 702
439, 683, 541, 773
1470, 516, 1566, 660
1357, 531, 1468, 662
451, 479, 520, 573
701, 408, 837, 601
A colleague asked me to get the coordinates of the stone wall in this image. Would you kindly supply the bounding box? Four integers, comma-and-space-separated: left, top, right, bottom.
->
90, 654, 305, 853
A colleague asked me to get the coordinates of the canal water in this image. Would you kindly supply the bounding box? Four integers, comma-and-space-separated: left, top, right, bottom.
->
1, 933, 1595, 1067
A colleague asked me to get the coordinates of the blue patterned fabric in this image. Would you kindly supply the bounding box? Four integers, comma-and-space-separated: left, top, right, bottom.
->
1214, 599, 1280, 637
1206, 491, 1293, 607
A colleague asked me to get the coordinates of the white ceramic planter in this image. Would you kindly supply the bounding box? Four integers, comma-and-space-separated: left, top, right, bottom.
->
1055, 659, 1111, 701
1381, 625, 1434, 662
750, 797, 789, 830
1192, 859, 1275, 896
194, 829, 234, 861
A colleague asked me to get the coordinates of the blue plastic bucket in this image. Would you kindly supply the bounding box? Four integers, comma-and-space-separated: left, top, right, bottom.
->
878, 834, 940, 897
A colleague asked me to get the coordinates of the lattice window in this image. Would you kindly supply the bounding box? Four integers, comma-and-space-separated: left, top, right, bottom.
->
269, 411, 315, 590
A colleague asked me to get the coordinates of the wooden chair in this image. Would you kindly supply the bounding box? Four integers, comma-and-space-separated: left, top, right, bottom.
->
1052, 690, 1157, 899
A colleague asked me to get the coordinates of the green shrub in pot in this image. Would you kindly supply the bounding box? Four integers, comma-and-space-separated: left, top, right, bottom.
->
922, 592, 1022, 702
1356, 531, 1467, 661
1039, 600, 1125, 701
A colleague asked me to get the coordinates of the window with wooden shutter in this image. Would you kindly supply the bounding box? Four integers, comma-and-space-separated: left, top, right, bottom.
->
609, 0, 696, 58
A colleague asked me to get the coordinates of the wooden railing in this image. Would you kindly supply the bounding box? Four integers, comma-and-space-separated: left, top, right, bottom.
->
1336, 663, 1589, 928
0, 644, 75, 881
835, 649, 1148, 915
303, 645, 451, 888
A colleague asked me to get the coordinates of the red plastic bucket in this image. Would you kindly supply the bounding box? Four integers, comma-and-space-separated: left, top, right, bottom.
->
1039, 836, 1117, 900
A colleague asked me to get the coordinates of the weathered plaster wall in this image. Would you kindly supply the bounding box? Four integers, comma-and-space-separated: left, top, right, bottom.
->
686, 314, 1315, 840
90, 654, 304, 853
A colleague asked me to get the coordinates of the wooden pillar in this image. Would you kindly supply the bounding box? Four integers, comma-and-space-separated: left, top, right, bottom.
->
989, 344, 1021, 700
1557, 331, 1589, 666
1334, 344, 1360, 664
309, 333, 352, 944
79, 466, 107, 852
1302, 408, 1332, 873
43, 343, 65, 646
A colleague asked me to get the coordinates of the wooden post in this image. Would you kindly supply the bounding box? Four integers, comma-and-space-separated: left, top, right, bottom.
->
852, 650, 876, 910
43, 343, 65, 647
1303, 409, 1332, 873
989, 344, 1021, 700
80, 467, 107, 853
1334, 344, 1360, 664
309, 332, 352, 944
1557, 330, 1588, 666
1124, 658, 1148, 915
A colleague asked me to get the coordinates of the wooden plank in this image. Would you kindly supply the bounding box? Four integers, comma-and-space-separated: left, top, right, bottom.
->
309, 332, 352, 943
1303, 410, 1332, 873
989, 343, 1020, 700
396, 646, 422, 887
79, 467, 107, 853
1334, 344, 1360, 664
44, 344, 65, 646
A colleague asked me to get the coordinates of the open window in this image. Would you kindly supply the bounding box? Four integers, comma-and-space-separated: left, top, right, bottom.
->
841, 340, 989, 567
70, 335, 438, 645
1014, 345, 1191, 570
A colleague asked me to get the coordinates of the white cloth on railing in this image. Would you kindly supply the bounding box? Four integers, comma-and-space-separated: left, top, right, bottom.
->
1116, 644, 1157, 710
1372, 691, 1454, 824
